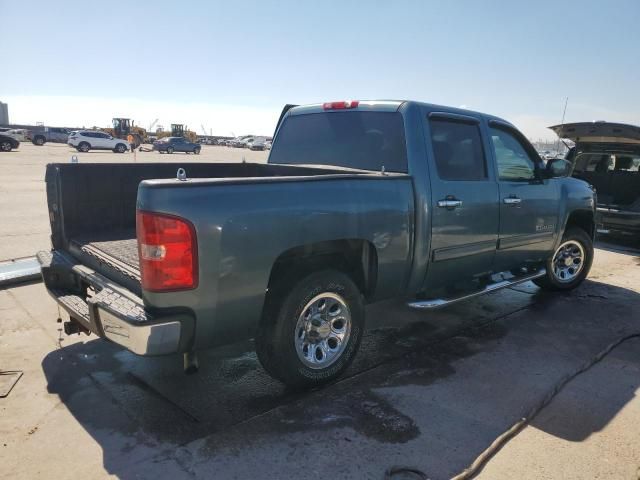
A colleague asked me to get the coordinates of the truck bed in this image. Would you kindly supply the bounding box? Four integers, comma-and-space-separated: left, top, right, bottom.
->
71, 231, 139, 270
45, 162, 370, 293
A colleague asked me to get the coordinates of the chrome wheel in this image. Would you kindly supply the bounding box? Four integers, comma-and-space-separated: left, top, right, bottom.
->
294, 292, 351, 369
0, 141, 11, 152
552, 240, 585, 283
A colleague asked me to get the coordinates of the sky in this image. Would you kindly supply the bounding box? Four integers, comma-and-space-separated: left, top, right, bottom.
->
1, 0, 639, 140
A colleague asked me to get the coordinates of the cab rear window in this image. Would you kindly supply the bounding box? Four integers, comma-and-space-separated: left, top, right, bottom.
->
269, 111, 408, 173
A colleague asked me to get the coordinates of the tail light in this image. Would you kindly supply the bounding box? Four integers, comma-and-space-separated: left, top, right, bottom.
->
322, 100, 359, 110
136, 211, 198, 292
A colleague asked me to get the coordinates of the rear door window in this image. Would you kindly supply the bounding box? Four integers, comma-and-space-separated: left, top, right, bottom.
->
269, 111, 408, 173
429, 118, 487, 181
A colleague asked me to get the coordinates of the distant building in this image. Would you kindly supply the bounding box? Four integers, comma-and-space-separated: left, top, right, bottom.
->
0, 102, 8, 125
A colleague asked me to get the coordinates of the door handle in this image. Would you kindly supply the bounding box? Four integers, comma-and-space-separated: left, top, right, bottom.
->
503, 196, 522, 205
437, 198, 463, 209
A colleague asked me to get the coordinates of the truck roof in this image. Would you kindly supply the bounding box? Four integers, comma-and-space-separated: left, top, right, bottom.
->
288, 100, 515, 128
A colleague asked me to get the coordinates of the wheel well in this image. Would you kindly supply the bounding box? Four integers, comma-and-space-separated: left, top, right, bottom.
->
565, 210, 595, 238
266, 239, 378, 300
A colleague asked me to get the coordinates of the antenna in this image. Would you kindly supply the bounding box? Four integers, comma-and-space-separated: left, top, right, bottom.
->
556, 97, 568, 153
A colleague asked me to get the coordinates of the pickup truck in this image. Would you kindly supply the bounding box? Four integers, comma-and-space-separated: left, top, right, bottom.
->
38, 100, 596, 388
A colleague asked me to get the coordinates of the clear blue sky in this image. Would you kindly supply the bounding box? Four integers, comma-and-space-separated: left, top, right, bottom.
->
1, 0, 638, 139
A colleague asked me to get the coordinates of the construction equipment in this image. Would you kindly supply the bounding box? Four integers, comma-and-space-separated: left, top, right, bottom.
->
107, 118, 147, 148
148, 118, 159, 132
171, 124, 185, 137
171, 124, 197, 142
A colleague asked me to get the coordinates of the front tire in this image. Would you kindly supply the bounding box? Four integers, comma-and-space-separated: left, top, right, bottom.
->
256, 269, 364, 388
33, 136, 46, 146
534, 227, 593, 291
193, 147, 201, 154
166, 146, 174, 154
114, 143, 127, 153
0, 141, 12, 152
78, 142, 90, 152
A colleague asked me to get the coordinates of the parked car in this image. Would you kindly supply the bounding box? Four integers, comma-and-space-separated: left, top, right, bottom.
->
551, 121, 640, 237
248, 136, 269, 150
264, 140, 272, 150
31, 126, 72, 146
153, 137, 201, 154
39, 100, 595, 388
0, 133, 20, 152
4, 128, 30, 142
68, 130, 129, 153
229, 135, 254, 147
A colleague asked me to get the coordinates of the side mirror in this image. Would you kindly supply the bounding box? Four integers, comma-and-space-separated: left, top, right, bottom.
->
545, 158, 572, 178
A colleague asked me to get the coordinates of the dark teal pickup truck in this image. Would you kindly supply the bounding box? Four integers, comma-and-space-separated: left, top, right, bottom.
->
39, 100, 596, 387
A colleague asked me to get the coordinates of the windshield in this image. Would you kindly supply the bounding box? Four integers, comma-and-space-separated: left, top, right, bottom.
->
269, 111, 408, 172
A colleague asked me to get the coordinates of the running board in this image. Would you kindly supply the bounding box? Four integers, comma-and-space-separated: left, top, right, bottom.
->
407, 269, 546, 310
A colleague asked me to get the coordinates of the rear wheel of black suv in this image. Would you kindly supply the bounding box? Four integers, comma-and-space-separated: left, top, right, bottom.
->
256, 269, 364, 388
533, 227, 593, 291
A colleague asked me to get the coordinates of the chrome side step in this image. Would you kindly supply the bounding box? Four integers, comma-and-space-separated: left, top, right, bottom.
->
407, 269, 546, 310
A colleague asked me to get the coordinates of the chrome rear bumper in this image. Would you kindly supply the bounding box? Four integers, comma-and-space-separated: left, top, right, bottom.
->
37, 250, 191, 356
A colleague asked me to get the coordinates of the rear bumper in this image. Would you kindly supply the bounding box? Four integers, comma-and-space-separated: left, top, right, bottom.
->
37, 250, 193, 355
596, 207, 640, 234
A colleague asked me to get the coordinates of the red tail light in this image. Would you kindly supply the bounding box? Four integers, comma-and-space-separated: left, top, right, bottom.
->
136, 211, 198, 292
322, 100, 359, 110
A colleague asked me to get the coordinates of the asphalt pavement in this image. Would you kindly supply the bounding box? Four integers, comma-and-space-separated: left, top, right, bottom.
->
1, 238, 639, 479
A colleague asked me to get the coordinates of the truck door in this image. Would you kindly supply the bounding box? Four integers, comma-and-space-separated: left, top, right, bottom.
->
488, 121, 560, 271
422, 112, 500, 291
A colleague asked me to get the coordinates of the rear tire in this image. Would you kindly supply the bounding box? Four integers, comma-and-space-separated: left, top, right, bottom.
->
256, 269, 364, 388
78, 142, 90, 153
193, 146, 201, 154
167, 146, 174, 154
0, 141, 12, 152
33, 136, 46, 146
533, 227, 593, 291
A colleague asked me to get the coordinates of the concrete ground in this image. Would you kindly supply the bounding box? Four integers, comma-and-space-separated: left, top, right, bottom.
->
0, 142, 267, 260
1, 238, 639, 479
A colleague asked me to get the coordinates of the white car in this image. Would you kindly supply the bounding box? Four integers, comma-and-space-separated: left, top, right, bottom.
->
68, 130, 130, 153
4, 129, 30, 142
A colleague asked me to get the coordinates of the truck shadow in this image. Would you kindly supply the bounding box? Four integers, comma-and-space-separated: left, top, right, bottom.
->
40, 278, 640, 479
